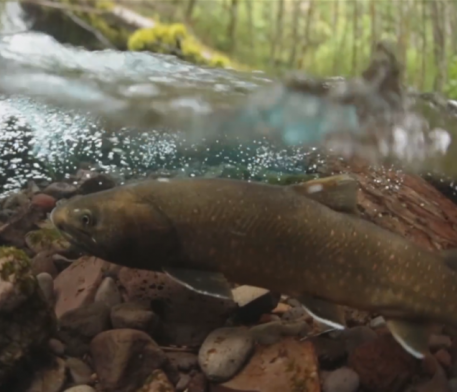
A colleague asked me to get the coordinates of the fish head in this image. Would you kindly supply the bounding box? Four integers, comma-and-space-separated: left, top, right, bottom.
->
50, 184, 178, 269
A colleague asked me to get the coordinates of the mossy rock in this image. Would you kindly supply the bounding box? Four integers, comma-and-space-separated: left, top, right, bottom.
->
22, 0, 131, 50
128, 23, 233, 68
25, 228, 70, 254
0, 248, 55, 386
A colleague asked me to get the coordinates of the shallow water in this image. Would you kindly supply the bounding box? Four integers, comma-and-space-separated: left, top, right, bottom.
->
1, 10, 457, 197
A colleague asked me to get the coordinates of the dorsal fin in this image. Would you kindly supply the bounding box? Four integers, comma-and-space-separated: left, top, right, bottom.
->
289, 174, 359, 214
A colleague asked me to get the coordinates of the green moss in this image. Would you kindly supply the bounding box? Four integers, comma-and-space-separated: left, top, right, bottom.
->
0, 247, 36, 296
128, 22, 233, 68
26, 228, 69, 253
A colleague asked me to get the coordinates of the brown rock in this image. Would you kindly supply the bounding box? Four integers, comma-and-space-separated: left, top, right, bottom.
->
232, 285, 280, 323
137, 369, 175, 392
166, 352, 198, 372
110, 302, 159, 334
31, 194, 56, 212
212, 337, 320, 392
31, 251, 58, 277
348, 333, 419, 392
187, 373, 207, 392
66, 357, 93, 385
118, 269, 236, 346
434, 349, 452, 369
54, 256, 106, 318
90, 329, 167, 392
26, 357, 67, 392
59, 302, 111, 357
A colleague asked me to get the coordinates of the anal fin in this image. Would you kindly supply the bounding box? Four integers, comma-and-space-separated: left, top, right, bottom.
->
386, 318, 431, 359
297, 293, 346, 330
289, 174, 359, 214
163, 267, 233, 300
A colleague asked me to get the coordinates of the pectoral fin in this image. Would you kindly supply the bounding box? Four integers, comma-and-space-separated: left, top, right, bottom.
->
297, 293, 346, 330
163, 267, 233, 300
385, 318, 431, 359
289, 174, 359, 214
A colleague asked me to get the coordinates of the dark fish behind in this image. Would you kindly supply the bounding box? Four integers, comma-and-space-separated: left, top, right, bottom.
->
50, 175, 457, 359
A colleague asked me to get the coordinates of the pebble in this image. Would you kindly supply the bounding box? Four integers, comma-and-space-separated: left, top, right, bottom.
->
94, 277, 122, 308
341, 326, 378, 355
37, 272, 54, 304
348, 333, 418, 392
137, 369, 174, 392
281, 305, 308, 322
48, 338, 65, 356
198, 327, 254, 382
232, 286, 279, 323
54, 256, 106, 318
66, 357, 93, 385
31, 251, 58, 277
176, 373, 191, 391
63, 386, 95, 392
369, 316, 386, 329
59, 302, 111, 357
31, 194, 56, 212
323, 367, 360, 392
449, 378, 457, 392
435, 349, 452, 369
110, 302, 159, 333
90, 329, 167, 392
216, 338, 320, 392
41, 182, 78, 199
26, 357, 66, 392
166, 352, 198, 372
429, 334, 453, 351
249, 320, 309, 345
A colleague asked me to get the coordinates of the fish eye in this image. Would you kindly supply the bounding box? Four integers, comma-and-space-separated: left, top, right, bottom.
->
81, 214, 91, 226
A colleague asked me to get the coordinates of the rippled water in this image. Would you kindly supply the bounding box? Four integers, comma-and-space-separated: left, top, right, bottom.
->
1, 13, 457, 197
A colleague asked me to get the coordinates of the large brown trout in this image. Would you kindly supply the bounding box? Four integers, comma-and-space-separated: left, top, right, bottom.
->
50, 175, 457, 359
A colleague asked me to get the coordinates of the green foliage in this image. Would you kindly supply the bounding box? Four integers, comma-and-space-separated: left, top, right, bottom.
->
127, 22, 234, 68
148, 0, 457, 95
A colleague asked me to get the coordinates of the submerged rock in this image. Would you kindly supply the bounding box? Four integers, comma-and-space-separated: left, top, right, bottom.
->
323, 367, 360, 392
90, 329, 167, 392
118, 268, 236, 346
94, 277, 122, 308
26, 357, 67, 392
214, 337, 320, 392
231, 285, 280, 323
54, 256, 107, 318
0, 246, 55, 384
110, 302, 159, 334
198, 327, 254, 383
137, 369, 175, 392
59, 302, 111, 357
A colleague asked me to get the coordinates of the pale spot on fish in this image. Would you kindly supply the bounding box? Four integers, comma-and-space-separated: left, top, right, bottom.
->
389, 254, 395, 261
330, 230, 334, 236
307, 184, 323, 194
157, 177, 170, 183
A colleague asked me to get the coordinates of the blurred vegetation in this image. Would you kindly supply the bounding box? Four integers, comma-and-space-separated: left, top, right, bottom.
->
6, 0, 457, 98
127, 0, 456, 97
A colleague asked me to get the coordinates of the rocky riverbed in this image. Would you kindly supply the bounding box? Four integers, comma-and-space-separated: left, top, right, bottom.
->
0, 168, 456, 392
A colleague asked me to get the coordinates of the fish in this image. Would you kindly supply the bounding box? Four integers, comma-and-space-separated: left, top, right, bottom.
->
50, 174, 457, 360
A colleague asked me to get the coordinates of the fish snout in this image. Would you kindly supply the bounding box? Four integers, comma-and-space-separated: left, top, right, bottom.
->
50, 205, 67, 231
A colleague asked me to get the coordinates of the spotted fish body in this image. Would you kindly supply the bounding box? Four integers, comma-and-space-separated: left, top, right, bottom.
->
51, 176, 457, 358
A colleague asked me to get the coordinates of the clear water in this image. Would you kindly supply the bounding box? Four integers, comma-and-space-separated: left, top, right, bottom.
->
1, 8, 457, 197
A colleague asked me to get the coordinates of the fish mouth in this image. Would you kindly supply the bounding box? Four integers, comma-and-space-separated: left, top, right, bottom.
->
50, 208, 102, 256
